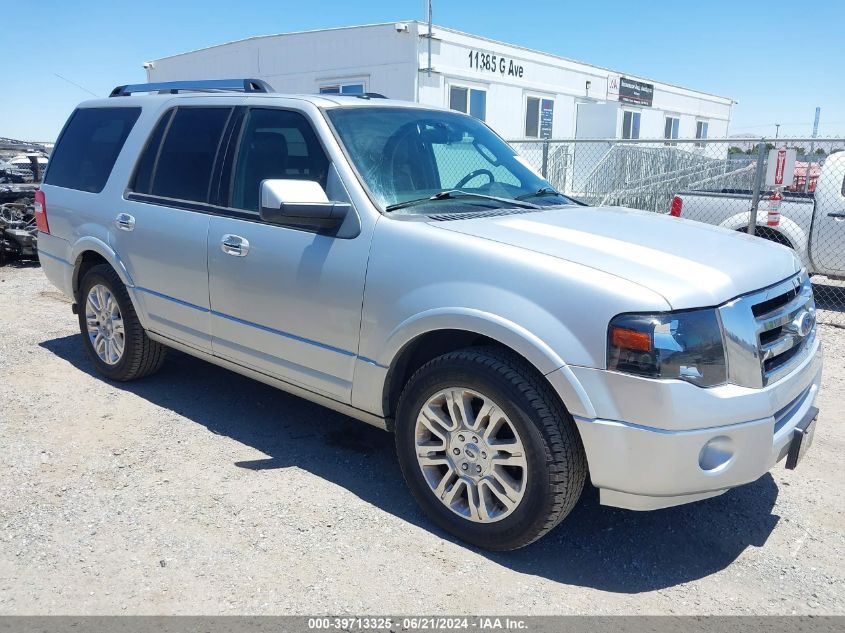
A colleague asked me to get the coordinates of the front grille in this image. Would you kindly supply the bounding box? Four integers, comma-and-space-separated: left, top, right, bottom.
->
718, 273, 817, 388
752, 275, 816, 385
751, 285, 798, 317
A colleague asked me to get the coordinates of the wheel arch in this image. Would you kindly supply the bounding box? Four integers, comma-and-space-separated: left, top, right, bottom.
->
379, 309, 594, 424
719, 213, 811, 269
70, 237, 134, 301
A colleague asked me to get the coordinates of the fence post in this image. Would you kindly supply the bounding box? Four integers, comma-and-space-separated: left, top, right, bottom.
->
541, 140, 549, 178
747, 141, 767, 235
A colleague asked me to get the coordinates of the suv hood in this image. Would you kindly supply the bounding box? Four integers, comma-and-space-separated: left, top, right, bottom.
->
430, 206, 802, 309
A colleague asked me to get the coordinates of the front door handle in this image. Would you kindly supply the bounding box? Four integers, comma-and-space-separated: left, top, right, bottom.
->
828, 212, 845, 219
115, 213, 135, 231
220, 234, 250, 257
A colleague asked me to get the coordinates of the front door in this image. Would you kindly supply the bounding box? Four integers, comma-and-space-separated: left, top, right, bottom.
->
207, 107, 371, 401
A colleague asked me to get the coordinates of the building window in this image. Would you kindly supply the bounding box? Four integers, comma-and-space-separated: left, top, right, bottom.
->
525, 97, 540, 138
320, 82, 365, 95
696, 120, 709, 146
664, 116, 680, 145
622, 111, 641, 139
524, 97, 554, 138
449, 86, 486, 121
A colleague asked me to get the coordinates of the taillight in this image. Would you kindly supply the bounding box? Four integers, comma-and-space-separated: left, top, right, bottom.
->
669, 196, 683, 217
34, 189, 49, 233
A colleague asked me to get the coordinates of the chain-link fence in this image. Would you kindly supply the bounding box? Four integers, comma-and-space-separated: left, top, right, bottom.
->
510, 136, 845, 327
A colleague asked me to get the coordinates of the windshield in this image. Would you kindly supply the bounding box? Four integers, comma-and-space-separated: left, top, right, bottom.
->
325, 107, 575, 212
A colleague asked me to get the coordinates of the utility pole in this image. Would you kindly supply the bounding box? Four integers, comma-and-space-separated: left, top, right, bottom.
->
427, 0, 432, 77
803, 107, 821, 193
775, 123, 780, 140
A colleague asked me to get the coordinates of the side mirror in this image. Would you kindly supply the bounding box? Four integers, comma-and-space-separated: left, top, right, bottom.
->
259, 179, 350, 230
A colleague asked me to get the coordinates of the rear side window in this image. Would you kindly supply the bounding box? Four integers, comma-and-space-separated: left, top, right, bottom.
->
45, 107, 140, 193
133, 107, 231, 203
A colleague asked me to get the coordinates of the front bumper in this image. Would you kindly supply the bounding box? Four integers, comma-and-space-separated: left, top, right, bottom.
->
568, 335, 822, 511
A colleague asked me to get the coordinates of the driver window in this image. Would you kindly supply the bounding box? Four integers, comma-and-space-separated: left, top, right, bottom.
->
431, 134, 520, 190
231, 108, 329, 212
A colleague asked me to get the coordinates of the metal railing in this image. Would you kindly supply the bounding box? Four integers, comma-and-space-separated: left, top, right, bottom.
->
510, 136, 845, 327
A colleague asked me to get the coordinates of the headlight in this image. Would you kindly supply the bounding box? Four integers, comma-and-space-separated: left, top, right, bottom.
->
607, 309, 727, 387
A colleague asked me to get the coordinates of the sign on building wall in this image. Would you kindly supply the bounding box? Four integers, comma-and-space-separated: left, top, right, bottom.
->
618, 77, 654, 107
467, 49, 525, 78
607, 74, 620, 100
540, 99, 554, 139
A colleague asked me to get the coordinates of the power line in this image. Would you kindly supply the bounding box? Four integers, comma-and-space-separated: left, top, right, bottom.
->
52, 73, 99, 97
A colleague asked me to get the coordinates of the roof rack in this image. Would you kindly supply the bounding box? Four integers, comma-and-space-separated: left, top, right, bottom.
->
110, 78, 273, 97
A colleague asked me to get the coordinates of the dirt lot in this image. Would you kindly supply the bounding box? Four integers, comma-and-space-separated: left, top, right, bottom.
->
0, 263, 842, 615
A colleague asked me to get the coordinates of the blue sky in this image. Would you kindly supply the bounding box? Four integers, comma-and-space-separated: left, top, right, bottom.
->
2, 0, 843, 141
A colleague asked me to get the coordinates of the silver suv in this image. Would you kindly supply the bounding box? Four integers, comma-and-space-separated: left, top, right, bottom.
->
37, 79, 822, 550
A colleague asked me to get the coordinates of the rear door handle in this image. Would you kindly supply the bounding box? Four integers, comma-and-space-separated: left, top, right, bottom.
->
114, 213, 135, 231
220, 234, 250, 257
828, 212, 845, 219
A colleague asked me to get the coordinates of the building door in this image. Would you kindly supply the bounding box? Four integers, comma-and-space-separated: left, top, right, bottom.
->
572, 102, 618, 194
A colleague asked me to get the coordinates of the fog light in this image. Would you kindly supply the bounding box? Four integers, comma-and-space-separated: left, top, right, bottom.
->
699, 436, 734, 471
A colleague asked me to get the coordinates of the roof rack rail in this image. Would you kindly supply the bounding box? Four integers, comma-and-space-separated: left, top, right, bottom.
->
109, 78, 273, 97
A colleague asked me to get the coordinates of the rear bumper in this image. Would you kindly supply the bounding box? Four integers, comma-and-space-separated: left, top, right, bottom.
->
37, 232, 74, 299
570, 337, 822, 511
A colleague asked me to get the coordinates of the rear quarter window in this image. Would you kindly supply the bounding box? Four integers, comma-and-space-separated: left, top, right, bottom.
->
44, 107, 141, 193
138, 107, 232, 203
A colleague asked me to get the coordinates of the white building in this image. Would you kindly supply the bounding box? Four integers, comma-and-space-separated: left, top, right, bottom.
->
145, 21, 734, 141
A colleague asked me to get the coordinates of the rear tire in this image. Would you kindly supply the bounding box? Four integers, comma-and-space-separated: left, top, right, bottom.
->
395, 346, 587, 550
78, 264, 166, 381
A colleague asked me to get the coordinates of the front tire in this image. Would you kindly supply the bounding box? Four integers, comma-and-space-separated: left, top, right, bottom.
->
78, 264, 166, 381
395, 346, 587, 550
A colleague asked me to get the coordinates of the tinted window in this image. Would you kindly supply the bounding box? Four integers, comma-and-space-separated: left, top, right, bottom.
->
131, 110, 173, 194
230, 109, 329, 212
449, 87, 486, 121
449, 87, 468, 113
45, 107, 140, 193
469, 90, 486, 121
622, 111, 641, 139
151, 107, 231, 202
525, 97, 540, 138
320, 83, 365, 95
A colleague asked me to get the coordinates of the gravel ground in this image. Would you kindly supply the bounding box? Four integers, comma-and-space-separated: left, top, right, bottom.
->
0, 263, 842, 615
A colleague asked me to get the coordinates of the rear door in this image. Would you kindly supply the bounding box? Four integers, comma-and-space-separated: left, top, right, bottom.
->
206, 106, 370, 401
810, 156, 845, 275
118, 106, 234, 352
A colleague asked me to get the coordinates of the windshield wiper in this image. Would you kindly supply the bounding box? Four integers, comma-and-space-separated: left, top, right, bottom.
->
385, 189, 541, 213
515, 187, 564, 201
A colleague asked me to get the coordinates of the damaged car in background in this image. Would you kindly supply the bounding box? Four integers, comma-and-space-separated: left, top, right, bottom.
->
0, 137, 48, 265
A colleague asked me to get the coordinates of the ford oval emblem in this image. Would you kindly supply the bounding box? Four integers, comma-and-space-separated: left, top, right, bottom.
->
792, 310, 815, 338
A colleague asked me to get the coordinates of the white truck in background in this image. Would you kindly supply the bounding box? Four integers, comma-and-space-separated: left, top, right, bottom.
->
670, 151, 845, 278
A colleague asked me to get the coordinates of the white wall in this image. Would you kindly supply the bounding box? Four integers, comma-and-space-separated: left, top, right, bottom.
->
147, 22, 733, 141
419, 24, 733, 140
148, 24, 418, 101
